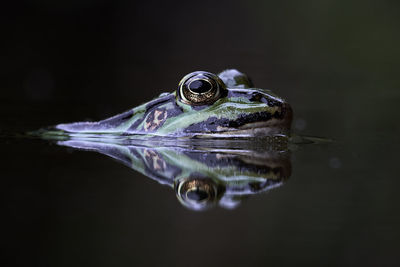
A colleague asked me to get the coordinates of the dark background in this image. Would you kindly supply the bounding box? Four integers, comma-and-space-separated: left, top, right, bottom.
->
2, 0, 400, 266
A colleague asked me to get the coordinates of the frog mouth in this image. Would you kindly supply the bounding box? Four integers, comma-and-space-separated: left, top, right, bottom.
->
183, 108, 291, 138
189, 122, 290, 139
216, 122, 289, 137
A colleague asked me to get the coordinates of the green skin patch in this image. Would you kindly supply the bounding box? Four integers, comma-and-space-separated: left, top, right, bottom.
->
40, 69, 293, 139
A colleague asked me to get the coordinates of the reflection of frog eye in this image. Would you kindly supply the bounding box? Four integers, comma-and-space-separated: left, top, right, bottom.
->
178, 71, 226, 105
175, 178, 222, 210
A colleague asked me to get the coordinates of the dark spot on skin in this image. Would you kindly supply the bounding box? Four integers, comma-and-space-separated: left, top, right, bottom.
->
250, 93, 262, 102
127, 118, 143, 132
227, 112, 272, 128
146, 112, 154, 123
144, 150, 154, 163
254, 94, 282, 107
144, 109, 168, 131
264, 97, 282, 107
273, 111, 282, 119
119, 111, 134, 122
184, 117, 229, 132
126, 94, 183, 133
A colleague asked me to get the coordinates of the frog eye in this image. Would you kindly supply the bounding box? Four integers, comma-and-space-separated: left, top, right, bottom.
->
178, 71, 226, 105
175, 178, 220, 210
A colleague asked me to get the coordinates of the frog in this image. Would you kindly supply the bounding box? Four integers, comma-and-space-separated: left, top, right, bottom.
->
57, 138, 291, 210
38, 69, 292, 139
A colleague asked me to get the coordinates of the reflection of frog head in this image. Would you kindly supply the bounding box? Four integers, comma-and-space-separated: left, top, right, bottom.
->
56, 139, 291, 211
43, 69, 292, 139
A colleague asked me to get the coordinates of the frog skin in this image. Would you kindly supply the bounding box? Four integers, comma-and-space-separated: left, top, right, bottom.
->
41, 69, 292, 139
57, 138, 291, 210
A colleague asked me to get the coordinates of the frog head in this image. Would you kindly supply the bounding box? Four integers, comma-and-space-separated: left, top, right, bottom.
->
54, 69, 292, 138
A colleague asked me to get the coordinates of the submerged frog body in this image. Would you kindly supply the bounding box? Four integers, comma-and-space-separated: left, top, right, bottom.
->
48, 69, 292, 138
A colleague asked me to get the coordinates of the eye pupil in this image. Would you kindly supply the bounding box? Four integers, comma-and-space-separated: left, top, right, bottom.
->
186, 189, 209, 201
188, 79, 212, 94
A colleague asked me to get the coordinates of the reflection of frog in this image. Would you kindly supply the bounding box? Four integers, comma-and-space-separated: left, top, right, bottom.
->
58, 139, 291, 210
40, 69, 292, 138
